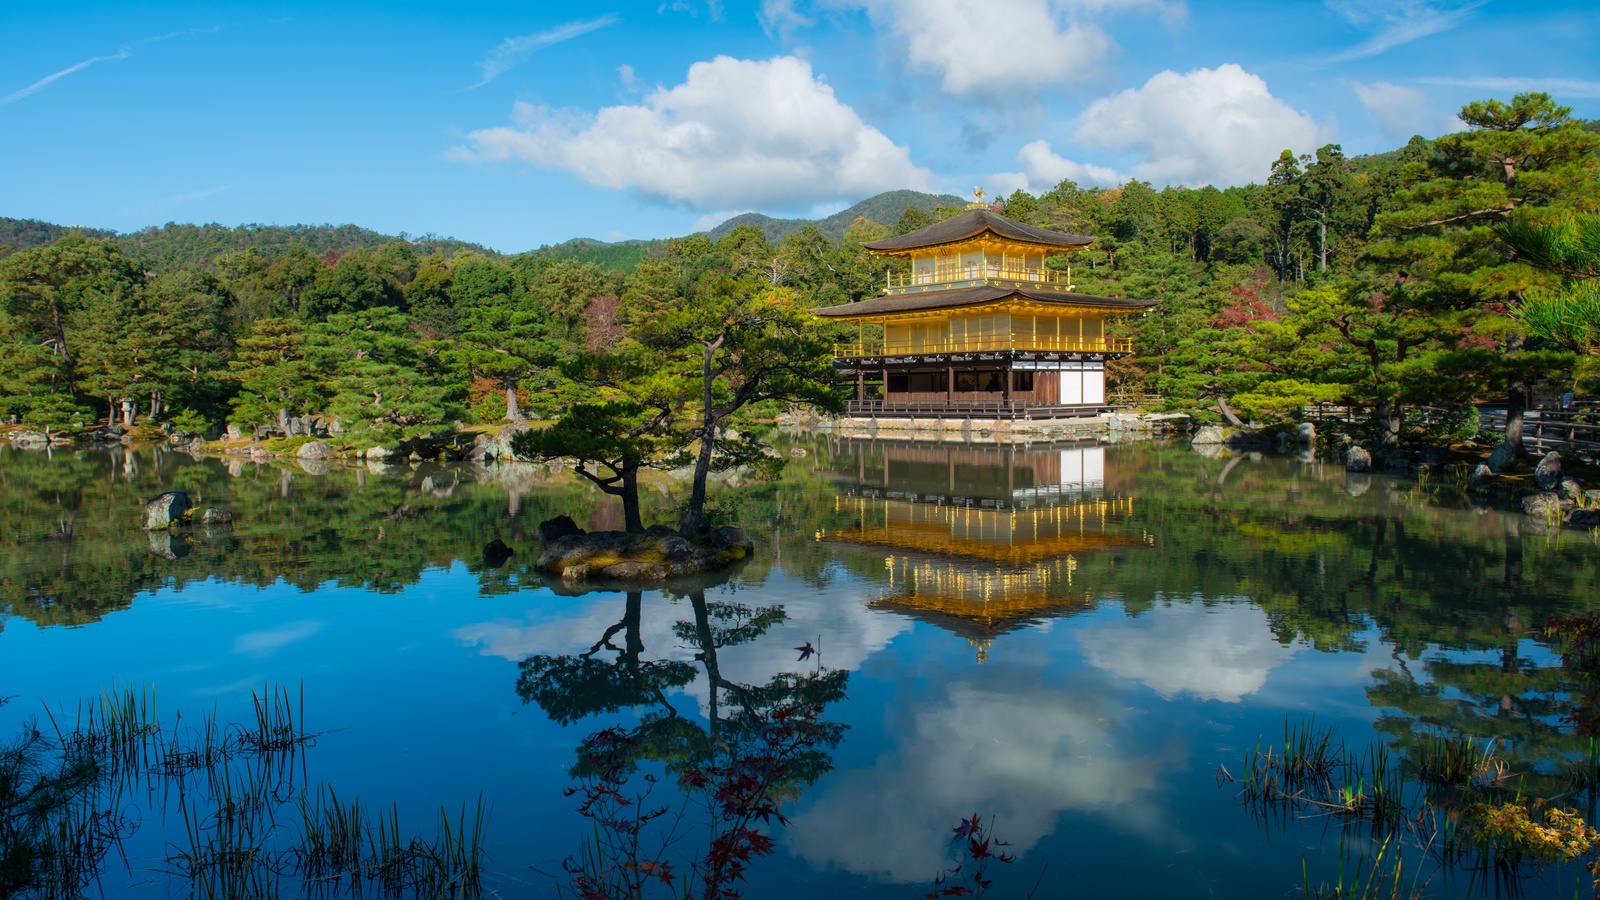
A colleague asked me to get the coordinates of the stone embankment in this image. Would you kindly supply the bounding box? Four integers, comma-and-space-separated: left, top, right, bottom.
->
806, 411, 1190, 444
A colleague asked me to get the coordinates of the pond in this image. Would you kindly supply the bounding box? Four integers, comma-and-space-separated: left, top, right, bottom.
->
2, 436, 1599, 898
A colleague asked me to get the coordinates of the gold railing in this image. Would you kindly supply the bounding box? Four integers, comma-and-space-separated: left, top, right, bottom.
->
888, 263, 1072, 289
834, 336, 1134, 358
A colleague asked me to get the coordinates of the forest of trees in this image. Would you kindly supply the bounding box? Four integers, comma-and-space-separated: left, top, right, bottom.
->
2, 92, 1597, 455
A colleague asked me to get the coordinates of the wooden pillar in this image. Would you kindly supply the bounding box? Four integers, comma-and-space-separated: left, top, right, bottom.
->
881, 366, 889, 405
947, 364, 954, 406
1003, 367, 1012, 402
857, 369, 865, 402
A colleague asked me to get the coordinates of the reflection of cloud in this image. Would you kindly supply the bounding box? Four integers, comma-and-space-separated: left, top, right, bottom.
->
452, 579, 911, 713
232, 619, 325, 657
787, 672, 1162, 882
1077, 601, 1296, 702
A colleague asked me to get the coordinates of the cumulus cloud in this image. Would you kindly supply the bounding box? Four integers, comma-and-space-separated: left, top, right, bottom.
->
786, 672, 1165, 881
1004, 139, 1124, 192
1036, 64, 1326, 189
1351, 81, 1462, 143
1325, 0, 1482, 61
470, 16, 620, 90
1077, 601, 1296, 702
834, 0, 1183, 98
449, 55, 933, 209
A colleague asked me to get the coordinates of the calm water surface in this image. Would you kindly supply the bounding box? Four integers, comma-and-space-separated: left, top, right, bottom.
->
2, 437, 1598, 898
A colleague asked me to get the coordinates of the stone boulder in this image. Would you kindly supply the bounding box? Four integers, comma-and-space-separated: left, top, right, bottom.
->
492, 423, 532, 461
143, 491, 191, 530
1561, 477, 1586, 501
1567, 508, 1600, 529
1345, 447, 1372, 473
297, 440, 334, 460
538, 515, 585, 545
709, 526, 754, 556
10, 430, 49, 449
1296, 422, 1316, 446
1535, 451, 1565, 490
483, 539, 514, 568
1487, 442, 1518, 473
1191, 425, 1225, 445
1468, 464, 1493, 490
199, 508, 233, 526
147, 531, 190, 561
534, 526, 753, 583
1520, 491, 1570, 518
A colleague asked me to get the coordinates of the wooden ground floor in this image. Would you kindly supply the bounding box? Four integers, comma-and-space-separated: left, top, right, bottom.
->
837, 354, 1113, 417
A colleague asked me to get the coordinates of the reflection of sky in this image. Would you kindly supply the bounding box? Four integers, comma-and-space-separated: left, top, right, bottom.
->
452, 572, 912, 714
1076, 600, 1300, 703
786, 667, 1166, 883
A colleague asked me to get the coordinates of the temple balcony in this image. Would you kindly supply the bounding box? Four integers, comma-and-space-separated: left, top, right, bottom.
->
886, 261, 1074, 295
834, 335, 1133, 360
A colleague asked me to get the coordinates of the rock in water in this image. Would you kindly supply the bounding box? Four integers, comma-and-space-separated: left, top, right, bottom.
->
1468, 464, 1493, 490
1345, 447, 1371, 473
483, 539, 514, 568
1296, 422, 1316, 446
1191, 425, 1225, 445
200, 508, 233, 526
709, 526, 754, 556
143, 491, 191, 530
1487, 443, 1518, 473
297, 440, 334, 460
538, 515, 585, 545
1567, 508, 1600, 528
147, 531, 190, 560
1521, 491, 1568, 518
1535, 451, 1564, 490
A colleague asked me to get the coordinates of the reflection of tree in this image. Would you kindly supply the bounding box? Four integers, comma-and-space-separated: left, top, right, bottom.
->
516, 591, 698, 725
518, 588, 847, 898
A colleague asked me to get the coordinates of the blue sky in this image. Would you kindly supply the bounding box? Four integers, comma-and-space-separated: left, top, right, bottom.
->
1, 1, 1596, 252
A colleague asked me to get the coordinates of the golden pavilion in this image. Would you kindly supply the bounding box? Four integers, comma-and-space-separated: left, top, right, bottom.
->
813, 206, 1157, 418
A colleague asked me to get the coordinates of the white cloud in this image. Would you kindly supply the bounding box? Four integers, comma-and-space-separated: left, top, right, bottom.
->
1006, 139, 1124, 192
834, 0, 1184, 98
1, 26, 219, 106
785, 673, 1165, 881
232, 619, 325, 657
1418, 76, 1600, 100
759, 0, 814, 38
470, 15, 620, 90
1351, 81, 1462, 143
1056, 64, 1327, 188
1325, 0, 1482, 61
1077, 601, 1297, 702
449, 55, 934, 209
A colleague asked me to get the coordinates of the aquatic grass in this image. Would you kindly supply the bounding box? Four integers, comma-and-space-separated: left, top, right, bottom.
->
5, 681, 489, 899
1301, 832, 1429, 900
1411, 733, 1506, 788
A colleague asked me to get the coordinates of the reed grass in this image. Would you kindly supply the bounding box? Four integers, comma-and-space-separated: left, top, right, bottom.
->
3, 681, 488, 899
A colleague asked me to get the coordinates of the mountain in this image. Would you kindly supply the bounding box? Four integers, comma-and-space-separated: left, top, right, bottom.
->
704, 189, 967, 243
1, 217, 116, 250
0, 217, 495, 271
524, 237, 668, 272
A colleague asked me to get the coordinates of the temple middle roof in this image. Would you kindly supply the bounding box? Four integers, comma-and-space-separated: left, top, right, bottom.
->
811, 284, 1157, 318
862, 208, 1095, 256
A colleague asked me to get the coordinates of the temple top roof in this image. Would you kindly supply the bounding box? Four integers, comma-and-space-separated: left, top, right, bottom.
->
862, 207, 1094, 256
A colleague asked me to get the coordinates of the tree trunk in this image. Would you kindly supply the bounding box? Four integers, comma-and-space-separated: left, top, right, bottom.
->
1318, 220, 1327, 272
1503, 384, 1527, 457
504, 383, 523, 423
1375, 396, 1402, 449
679, 338, 724, 537
278, 407, 290, 435
1216, 395, 1247, 429
620, 464, 644, 534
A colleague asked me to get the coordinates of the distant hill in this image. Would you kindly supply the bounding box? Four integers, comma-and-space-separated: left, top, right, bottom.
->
0, 217, 116, 250
525, 237, 667, 272
114, 223, 495, 272
705, 189, 967, 243
0, 217, 495, 271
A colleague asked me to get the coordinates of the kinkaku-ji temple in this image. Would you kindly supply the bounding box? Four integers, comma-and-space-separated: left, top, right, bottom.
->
817, 438, 1145, 661
813, 201, 1157, 420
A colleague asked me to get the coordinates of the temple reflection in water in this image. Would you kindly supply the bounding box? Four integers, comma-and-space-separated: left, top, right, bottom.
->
818, 439, 1143, 660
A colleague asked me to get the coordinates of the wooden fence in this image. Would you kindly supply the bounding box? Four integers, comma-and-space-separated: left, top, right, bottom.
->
1302, 402, 1600, 453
